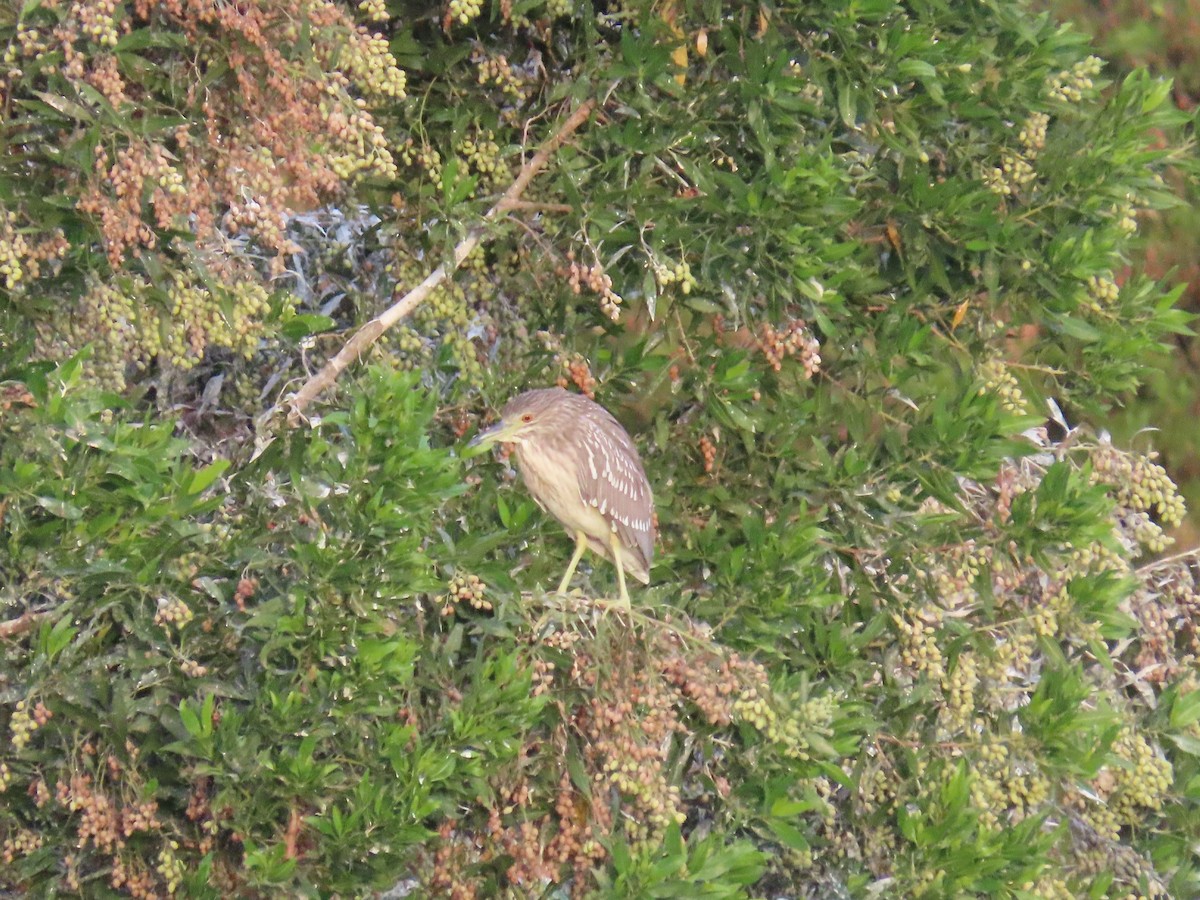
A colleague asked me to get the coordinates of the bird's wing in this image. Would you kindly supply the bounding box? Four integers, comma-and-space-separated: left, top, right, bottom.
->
575, 417, 655, 580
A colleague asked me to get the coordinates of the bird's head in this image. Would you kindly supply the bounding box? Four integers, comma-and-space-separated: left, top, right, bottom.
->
467, 387, 569, 450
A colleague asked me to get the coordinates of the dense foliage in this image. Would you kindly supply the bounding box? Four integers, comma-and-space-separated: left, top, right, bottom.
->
2, 0, 1199, 897
1049, 0, 1200, 529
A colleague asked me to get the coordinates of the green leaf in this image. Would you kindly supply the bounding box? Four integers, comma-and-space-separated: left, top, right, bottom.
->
281, 314, 336, 341
1170, 689, 1200, 730
35, 496, 83, 519
185, 459, 230, 496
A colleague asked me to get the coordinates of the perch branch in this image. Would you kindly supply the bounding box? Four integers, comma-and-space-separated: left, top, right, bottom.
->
0, 611, 43, 640
285, 98, 597, 426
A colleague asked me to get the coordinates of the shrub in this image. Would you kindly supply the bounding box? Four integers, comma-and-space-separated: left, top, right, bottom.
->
2, 0, 1198, 897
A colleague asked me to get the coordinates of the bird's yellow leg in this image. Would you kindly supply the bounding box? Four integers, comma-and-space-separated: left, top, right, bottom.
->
608, 531, 632, 609
558, 530, 589, 595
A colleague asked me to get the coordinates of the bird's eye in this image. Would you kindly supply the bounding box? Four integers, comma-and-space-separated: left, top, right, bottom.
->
521, 413, 533, 423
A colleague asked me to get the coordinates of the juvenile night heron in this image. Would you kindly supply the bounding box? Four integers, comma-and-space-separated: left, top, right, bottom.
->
469, 387, 655, 606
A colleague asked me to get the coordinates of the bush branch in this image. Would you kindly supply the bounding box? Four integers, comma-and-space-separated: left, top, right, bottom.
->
285, 98, 597, 426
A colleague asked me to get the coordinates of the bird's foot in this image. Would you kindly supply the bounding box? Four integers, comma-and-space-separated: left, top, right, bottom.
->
589, 595, 631, 616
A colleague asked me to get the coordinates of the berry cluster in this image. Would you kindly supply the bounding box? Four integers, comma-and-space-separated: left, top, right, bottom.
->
388, 250, 486, 385
325, 98, 399, 182
447, 0, 483, 26
1017, 112, 1049, 153
154, 596, 195, 631
977, 356, 1028, 414
475, 52, 525, 100
398, 139, 444, 183
1084, 273, 1120, 311
652, 257, 697, 295
533, 330, 597, 398
357, 0, 388, 22
941, 651, 980, 732
968, 749, 1050, 832
438, 573, 491, 616
698, 434, 716, 474
336, 28, 407, 99
561, 250, 624, 322
458, 130, 506, 191
1110, 193, 1140, 236
1045, 56, 1104, 104
0, 209, 31, 289
554, 352, 597, 399
759, 320, 821, 377
892, 607, 947, 682
1091, 441, 1187, 553
1072, 728, 1172, 841
0, 829, 43, 866
984, 148, 1037, 197
9, 700, 50, 752
156, 841, 187, 894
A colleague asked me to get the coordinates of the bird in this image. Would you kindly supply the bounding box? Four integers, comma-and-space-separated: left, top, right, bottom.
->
469, 387, 655, 607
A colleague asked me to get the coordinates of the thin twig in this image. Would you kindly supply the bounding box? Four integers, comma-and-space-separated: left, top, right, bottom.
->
1137, 545, 1200, 574
501, 200, 573, 213
0, 611, 42, 640
285, 98, 597, 426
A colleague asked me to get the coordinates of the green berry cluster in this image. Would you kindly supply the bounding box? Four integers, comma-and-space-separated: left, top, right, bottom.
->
458, 130, 506, 189
389, 251, 485, 385
1084, 728, 1172, 840
325, 98, 398, 182
969, 752, 1050, 831
6, 23, 50, 63
338, 31, 407, 98
398, 139, 444, 183
1110, 194, 1140, 236
977, 357, 1028, 414
931, 541, 991, 605
77, 0, 120, 48
0, 209, 30, 290
1023, 877, 1073, 900
984, 149, 1036, 197
857, 764, 898, 815
156, 841, 186, 894
985, 631, 1036, 685
1017, 112, 1049, 153
413, 279, 469, 327
1091, 443, 1186, 531
1084, 274, 1120, 311
1068, 541, 1130, 576
439, 574, 491, 615
893, 609, 947, 682
448, 0, 483, 26
154, 596, 194, 631
941, 651, 980, 732
165, 275, 273, 368
1031, 583, 1072, 639
357, 0, 388, 23
475, 53, 524, 100
653, 257, 697, 294
733, 683, 836, 761
1045, 56, 1104, 104
34, 279, 150, 390
9, 700, 49, 752
392, 325, 428, 358
36, 274, 280, 390
1128, 511, 1172, 554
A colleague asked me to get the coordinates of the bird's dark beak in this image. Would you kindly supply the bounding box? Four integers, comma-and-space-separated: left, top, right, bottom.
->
466, 422, 506, 455
468, 424, 497, 449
